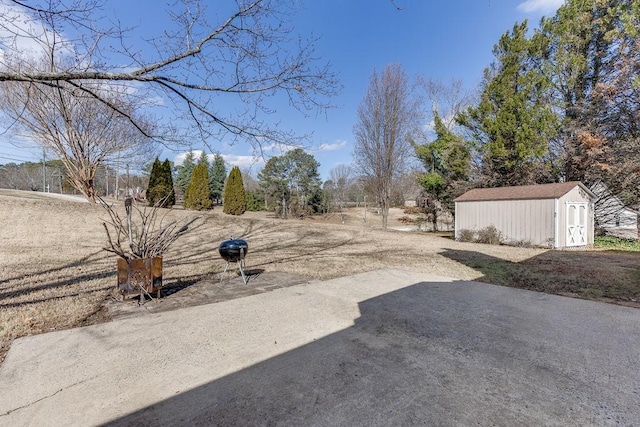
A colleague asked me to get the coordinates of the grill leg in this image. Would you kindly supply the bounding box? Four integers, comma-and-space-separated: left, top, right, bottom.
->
237, 259, 247, 285
220, 261, 230, 283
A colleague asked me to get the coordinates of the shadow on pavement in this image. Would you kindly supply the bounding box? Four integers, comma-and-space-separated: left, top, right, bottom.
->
106, 280, 639, 426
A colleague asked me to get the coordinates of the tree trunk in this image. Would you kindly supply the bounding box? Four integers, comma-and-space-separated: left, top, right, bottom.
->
381, 191, 389, 231
281, 193, 287, 219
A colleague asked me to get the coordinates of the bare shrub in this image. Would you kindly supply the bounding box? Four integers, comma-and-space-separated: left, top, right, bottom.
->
511, 239, 534, 248
403, 206, 424, 215
398, 215, 415, 224
457, 229, 476, 242
100, 197, 200, 260
476, 225, 502, 245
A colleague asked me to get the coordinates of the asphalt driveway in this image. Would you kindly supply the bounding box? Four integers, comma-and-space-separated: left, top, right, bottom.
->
0, 269, 638, 426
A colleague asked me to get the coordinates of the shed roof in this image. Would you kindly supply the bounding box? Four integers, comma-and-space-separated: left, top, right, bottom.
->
454, 181, 593, 202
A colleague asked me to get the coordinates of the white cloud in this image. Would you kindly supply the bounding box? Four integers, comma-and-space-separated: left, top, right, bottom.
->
517, 0, 564, 14
173, 150, 203, 166
0, 1, 73, 58
222, 154, 264, 170
174, 150, 263, 170
315, 140, 347, 152
260, 143, 300, 156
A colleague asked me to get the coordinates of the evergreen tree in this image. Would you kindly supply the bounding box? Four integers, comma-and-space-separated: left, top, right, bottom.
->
146, 157, 162, 206
175, 151, 196, 191
223, 166, 247, 215
147, 157, 175, 207
258, 148, 321, 218
538, 0, 640, 200
245, 190, 265, 211
209, 154, 227, 204
183, 156, 213, 210
458, 21, 559, 187
414, 111, 471, 228
161, 159, 175, 206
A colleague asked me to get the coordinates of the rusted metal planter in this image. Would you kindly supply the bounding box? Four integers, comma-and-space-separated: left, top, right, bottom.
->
117, 257, 163, 299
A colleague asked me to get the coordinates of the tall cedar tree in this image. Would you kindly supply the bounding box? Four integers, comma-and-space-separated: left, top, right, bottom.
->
458, 21, 559, 187
209, 154, 227, 204
223, 166, 247, 215
147, 157, 175, 207
161, 159, 175, 206
183, 157, 213, 210
146, 158, 160, 199
146, 158, 162, 206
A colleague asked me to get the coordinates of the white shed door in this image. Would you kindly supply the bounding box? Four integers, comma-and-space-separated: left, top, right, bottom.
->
566, 202, 588, 246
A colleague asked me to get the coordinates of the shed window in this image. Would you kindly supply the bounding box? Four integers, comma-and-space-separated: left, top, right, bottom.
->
568, 205, 576, 226
579, 205, 586, 226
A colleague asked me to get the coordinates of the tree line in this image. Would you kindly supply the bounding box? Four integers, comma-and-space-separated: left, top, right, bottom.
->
1, 0, 637, 234
0, 0, 338, 203
353, 0, 640, 231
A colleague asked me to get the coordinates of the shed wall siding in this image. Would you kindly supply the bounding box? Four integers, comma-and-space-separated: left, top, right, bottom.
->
455, 199, 555, 247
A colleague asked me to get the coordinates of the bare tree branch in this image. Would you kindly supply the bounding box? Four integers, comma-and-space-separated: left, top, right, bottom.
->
0, 0, 340, 151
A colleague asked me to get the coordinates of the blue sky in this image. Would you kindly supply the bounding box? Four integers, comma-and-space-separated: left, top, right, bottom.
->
0, 0, 564, 181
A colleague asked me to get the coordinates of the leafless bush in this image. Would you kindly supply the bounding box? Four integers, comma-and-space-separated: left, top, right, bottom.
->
457, 229, 476, 242
511, 239, 534, 248
100, 196, 200, 260
398, 215, 415, 224
476, 225, 502, 245
403, 206, 424, 215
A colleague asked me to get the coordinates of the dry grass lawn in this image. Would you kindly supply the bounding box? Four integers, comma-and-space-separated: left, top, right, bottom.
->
1, 189, 639, 365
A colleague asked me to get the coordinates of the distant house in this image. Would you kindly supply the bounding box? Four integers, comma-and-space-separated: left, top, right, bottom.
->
590, 181, 639, 240
454, 182, 595, 248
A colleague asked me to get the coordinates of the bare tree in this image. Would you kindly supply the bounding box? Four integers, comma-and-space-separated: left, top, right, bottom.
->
0, 161, 41, 190
353, 64, 420, 230
327, 164, 354, 211
0, 0, 340, 151
417, 77, 474, 131
0, 78, 155, 202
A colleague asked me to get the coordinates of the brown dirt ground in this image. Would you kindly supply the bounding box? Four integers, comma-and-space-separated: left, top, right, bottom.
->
1, 189, 639, 365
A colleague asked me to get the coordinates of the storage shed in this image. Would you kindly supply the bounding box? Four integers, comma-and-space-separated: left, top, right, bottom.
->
454, 182, 595, 248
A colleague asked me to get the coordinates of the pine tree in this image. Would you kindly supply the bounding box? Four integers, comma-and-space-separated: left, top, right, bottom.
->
209, 153, 227, 204
223, 166, 247, 215
245, 190, 265, 211
257, 148, 321, 218
183, 156, 213, 210
175, 151, 196, 191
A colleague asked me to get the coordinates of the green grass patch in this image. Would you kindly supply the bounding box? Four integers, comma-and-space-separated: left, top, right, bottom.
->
594, 236, 640, 252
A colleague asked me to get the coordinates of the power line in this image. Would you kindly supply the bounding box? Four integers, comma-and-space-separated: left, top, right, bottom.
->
0, 154, 37, 163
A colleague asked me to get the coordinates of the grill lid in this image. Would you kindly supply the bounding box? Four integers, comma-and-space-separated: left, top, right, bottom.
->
218, 238, 248, 262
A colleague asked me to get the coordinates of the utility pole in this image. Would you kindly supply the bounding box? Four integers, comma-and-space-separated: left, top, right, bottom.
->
126, 163, 130, 197
105, 165, 109, 197
115, 155, 120, 200
42, 148, 46, 192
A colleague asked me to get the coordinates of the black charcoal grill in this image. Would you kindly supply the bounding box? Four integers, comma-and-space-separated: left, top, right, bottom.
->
219, 238, 249, 284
